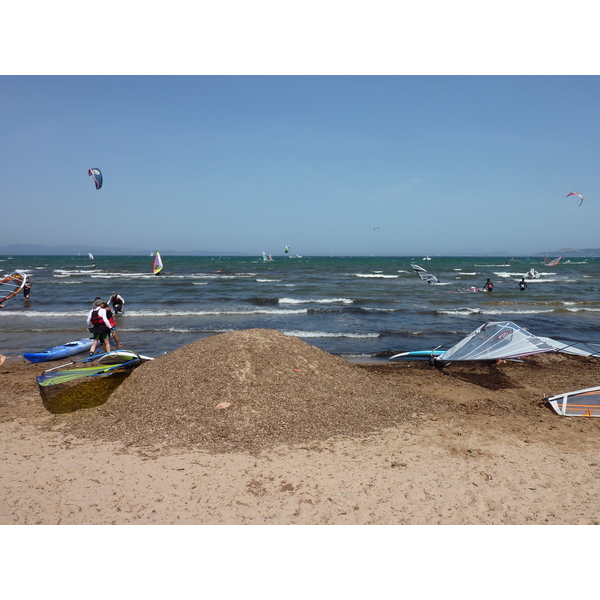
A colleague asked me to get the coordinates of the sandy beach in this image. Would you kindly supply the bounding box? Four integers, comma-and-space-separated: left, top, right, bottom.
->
2, 329, 600, 527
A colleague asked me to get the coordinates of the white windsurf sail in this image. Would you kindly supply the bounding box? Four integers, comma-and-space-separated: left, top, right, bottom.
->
411, 264, 440, 284
538, 338, 600, 357
436, 321, 555, 362
546, 387, 600, 417
153, 252, 163, 275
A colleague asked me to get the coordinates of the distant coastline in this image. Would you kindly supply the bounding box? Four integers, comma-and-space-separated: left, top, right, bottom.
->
1, 243, 599, 258
0, 244, 246, 257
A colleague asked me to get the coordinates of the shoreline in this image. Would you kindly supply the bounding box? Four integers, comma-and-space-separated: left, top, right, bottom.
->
3, 339, 600, 525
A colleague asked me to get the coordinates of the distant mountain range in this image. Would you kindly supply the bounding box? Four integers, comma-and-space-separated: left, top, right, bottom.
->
531, 248, 600, 258
1, 244, 600, 257
0, 244, 246, 256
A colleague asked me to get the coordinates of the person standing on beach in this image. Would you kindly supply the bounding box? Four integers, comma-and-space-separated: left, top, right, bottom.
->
87, 299, 112, 355
519, 277, 527, 291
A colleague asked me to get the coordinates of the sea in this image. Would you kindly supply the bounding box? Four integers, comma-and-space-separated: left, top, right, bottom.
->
1, 254, 599, 362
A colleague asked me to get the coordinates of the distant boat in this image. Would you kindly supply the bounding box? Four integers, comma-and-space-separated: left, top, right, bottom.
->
547, 257, 562, 266
153, 252, 163, 275
423, 256, 431, 261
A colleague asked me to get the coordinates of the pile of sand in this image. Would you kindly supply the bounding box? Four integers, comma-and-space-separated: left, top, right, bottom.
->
61, 329, 430, 453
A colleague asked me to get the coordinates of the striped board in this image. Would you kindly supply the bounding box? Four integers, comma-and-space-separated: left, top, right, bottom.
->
96, 350, 154, 364
545, 386, 600, 417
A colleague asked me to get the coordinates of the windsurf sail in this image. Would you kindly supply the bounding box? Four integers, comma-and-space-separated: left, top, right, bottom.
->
538, 338, 600, 357
547, 257, 562, 266
546, 386, 600, 417
435, 321, 555, 363
0, 270, 27, 307
88, 253, 94, 260
153, 252, 163, 275
88, 168, 103, 190
411, 264, 440, 284
285, 246, 290, 253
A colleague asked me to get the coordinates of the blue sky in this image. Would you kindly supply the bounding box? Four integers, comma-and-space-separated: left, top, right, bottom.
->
2, 6, 599, 256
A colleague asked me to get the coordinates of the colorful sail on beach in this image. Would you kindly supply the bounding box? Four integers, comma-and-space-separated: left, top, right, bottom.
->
153, 252, 163, 275
546, 386, 600, 417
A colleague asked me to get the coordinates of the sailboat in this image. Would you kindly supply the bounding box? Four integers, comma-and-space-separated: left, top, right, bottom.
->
153, 252, 163, 275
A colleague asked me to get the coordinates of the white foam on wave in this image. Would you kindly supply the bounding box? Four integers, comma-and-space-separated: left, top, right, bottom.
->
0, 307, 308, 318
279, 297, 353, 305
283, 330, 380, 339
354, 273, 399, 279
123, 308, 308, 317
438, 307, 554, 316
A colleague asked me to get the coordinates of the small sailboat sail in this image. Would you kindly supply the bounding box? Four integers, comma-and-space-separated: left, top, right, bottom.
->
435, 321, 555, 363
0, 270, 27, 307
153, 252, 163, 275
88, 253, 94, 261
411, 264, 440, 284
547, 257, 562, 266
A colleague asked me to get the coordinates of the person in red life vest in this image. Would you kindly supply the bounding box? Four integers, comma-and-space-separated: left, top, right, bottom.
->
87, 298, 112, 355
105, 303, 122, 348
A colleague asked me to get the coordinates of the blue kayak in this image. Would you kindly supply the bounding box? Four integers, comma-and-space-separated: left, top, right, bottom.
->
23, 338, 94, 363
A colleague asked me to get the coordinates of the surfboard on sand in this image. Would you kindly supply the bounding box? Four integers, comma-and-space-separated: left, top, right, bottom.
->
389, 350, 446, 360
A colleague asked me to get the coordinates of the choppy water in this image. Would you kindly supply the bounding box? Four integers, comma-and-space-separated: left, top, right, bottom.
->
1, 254, 599, 361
